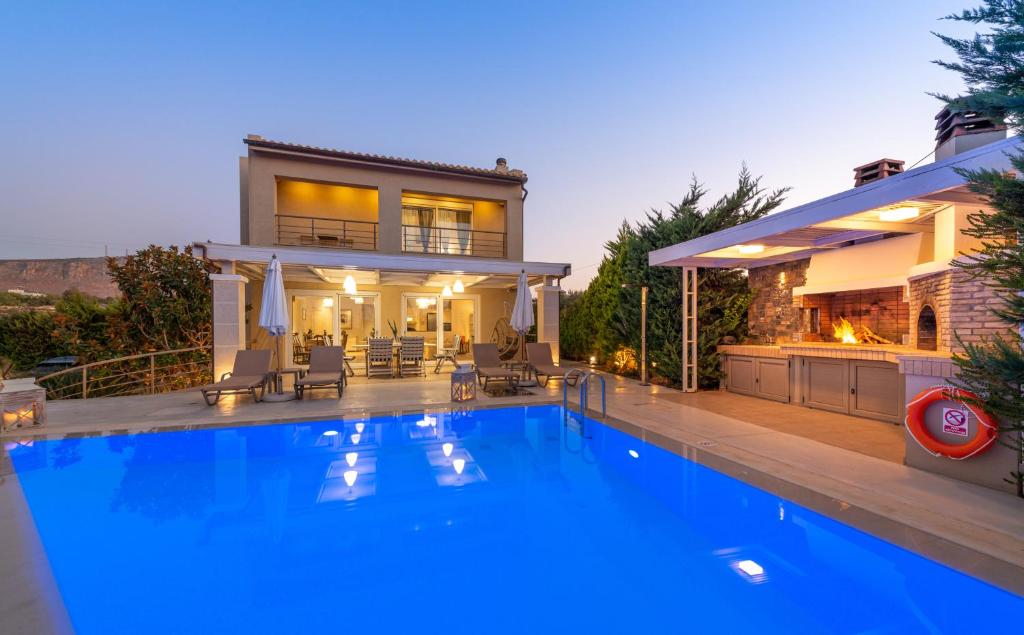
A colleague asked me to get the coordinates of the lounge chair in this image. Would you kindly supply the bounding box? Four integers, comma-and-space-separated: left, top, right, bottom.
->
526, 342, 570, 387
398, 336, 426, 377
472, 343, 517, 391
340, 331, 356, 377
366, 337, 394, 378
295, 346, 346, 399
200, 349, 272, 406
434, 334, 462, 373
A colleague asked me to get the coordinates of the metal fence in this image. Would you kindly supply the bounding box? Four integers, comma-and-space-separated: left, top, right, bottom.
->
36, 346, 212, 400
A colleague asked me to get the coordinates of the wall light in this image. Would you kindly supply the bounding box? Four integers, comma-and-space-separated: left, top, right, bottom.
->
453, 279, 465, 293
879, 207, 920, 222
322, 297, 334, 308
416, 297, 430, 309
354, 296, 364, 305
737, 244, 766, 255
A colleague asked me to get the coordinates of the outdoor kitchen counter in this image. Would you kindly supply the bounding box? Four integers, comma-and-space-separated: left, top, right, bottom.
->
720, 343, 953, 366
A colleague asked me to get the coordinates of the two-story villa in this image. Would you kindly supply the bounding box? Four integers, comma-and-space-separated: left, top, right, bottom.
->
195, 135, 570, 377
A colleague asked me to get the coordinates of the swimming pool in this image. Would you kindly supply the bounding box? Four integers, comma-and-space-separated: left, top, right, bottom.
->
8, 404, 1020, 633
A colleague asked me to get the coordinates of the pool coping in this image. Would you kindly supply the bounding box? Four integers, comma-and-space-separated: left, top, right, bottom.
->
1, 397, 1021, 632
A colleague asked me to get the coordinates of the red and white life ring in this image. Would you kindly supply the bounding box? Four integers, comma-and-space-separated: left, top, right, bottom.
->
905, 386, 998, 460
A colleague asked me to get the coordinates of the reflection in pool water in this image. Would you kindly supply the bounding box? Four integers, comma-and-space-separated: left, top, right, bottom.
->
9, 405, 1021, 633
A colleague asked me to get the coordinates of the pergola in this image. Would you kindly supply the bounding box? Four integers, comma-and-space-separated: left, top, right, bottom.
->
649, 136, 1021, 391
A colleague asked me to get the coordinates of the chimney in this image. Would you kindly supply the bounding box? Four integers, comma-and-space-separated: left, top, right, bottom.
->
934, 106, 1006, 161
853, 158, 904, 187
495, 157, 509, 173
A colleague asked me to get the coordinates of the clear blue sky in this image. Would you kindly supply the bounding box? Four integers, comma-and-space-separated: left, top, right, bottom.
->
0, 1, 977, 288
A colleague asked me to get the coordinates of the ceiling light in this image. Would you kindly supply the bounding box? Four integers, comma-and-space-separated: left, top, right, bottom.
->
453, 458, 466, 475
737, 244, 765, 255
345, 452, 358, 467
453, 279, 465, 293
343, 274, 357, 295
323, 430, 338, 437
354, 296, 364, 305
879, 207, 920, 222
628, 449, 639, 459
355, 422, 365, 434
350, 433, 361, 445
442, 442, 454, 457
416, 297, 430, 309
442, 284, 453, 297
322, 297, 334, 308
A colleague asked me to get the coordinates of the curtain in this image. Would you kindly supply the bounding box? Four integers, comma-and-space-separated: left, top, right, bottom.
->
402, 207, 433, 252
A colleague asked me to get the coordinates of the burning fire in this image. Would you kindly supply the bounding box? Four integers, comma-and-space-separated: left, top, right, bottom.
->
833, 317, 859, 344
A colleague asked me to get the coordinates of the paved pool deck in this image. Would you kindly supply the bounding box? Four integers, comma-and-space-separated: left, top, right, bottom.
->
2, 370, 1022, 632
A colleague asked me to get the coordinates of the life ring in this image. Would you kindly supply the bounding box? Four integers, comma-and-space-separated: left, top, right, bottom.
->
905, 386, 998, 460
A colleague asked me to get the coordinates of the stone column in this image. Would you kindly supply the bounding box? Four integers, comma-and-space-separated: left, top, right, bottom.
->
210, 273, 248, 380
535, 277, 561, 362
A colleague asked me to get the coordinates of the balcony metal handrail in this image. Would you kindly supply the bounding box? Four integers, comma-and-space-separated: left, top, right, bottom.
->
35, 346, 212, 400
276, 214, 378, 251
401, 224, 506, 258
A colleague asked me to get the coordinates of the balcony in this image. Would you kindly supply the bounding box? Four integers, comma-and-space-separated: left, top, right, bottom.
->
401, 225, 506, 258
276, 214, 378, 250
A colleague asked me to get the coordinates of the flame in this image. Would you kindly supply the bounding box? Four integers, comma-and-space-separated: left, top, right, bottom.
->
832, 317, 858, 344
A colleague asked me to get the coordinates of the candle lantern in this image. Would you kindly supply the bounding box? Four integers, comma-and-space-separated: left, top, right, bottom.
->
0, 379, 46, 432
451, 366, 477, 402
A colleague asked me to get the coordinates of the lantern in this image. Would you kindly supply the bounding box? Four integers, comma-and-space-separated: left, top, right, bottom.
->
451, 367, 477, 402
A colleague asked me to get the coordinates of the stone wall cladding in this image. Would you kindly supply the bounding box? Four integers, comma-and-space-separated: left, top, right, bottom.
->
908, 268, 1013, 352
747, 259, 809, 342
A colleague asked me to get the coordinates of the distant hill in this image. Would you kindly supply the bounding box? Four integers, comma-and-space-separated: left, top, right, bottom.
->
0, 257, 121, 299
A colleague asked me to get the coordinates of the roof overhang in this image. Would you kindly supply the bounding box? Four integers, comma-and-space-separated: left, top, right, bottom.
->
649, 136, 1021, 269
193, 242, 570, 282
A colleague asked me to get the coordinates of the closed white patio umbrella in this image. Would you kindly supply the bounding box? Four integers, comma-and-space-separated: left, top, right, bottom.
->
510, 270, 534, 365
259, 255, 294, 400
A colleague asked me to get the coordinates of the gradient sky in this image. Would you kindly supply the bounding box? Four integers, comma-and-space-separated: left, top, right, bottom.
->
0, 1, 978, 288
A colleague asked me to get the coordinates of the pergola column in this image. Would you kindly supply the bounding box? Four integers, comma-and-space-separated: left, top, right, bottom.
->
210, 272, 249, 379
536, 276, 561, 362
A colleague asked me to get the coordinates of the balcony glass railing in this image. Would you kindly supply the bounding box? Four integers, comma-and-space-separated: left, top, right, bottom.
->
276, 214, 378, 250
401, 225, 506, 258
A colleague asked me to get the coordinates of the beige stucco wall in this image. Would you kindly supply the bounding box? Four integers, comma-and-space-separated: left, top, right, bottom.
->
276, 179, 379, 223
243, 150, 524, 260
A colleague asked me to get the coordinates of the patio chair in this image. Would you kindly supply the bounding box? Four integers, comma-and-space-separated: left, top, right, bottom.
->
200, 349, 272, 406
295, 346, 346, 399
526, 342, 572, 387
366, 337, 394, 378
433, 334, 462, 373
292, 333, 309, 365
472, 343, 517, 391
340, 331, 356, 377
398, 336, 426, 377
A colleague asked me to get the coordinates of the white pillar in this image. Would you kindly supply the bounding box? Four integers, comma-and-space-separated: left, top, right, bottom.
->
210, 273, 248, 379
536, 276, 561, 363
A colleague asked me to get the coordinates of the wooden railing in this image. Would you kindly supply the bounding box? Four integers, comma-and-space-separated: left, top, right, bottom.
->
36, 346, 212, 400
276, 214, 378, 250
401, 225, 506, 258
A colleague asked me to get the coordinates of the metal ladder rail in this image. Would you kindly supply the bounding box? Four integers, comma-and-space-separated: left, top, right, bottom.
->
562, 369, 607, 421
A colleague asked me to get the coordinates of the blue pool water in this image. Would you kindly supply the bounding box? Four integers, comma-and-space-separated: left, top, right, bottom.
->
8, 405, 1020, 633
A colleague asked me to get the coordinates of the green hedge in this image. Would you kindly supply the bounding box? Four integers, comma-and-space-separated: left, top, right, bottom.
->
560, 169, 788, 389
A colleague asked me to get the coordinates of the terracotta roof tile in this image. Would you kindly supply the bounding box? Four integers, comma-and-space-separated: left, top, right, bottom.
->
244, 135, 527, 183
